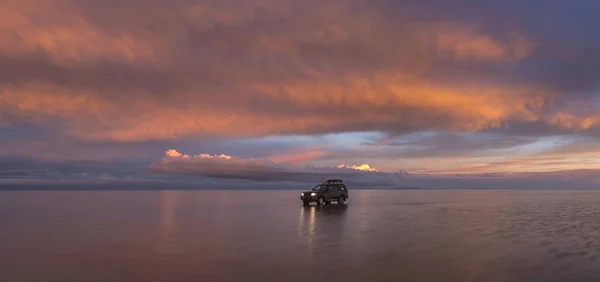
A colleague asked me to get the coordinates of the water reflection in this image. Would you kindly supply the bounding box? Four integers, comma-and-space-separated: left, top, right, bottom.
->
298, 204, 348, 259
7, 191, 600, 282
156, 190, 180, 255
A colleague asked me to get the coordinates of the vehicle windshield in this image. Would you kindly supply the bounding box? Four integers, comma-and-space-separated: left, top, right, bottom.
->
312, 185, 324, 191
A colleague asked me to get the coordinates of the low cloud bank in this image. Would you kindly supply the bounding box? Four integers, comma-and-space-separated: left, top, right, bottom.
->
150, 150, 600, 189
4, 152, 600, 190
150, 150, 408, 186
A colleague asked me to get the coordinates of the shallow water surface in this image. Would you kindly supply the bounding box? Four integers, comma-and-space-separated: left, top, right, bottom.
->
2, 190, 600, 282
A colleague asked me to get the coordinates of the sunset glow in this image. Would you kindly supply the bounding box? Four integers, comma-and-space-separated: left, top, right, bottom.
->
337, 164, 379, 172
3, 0, 600, 189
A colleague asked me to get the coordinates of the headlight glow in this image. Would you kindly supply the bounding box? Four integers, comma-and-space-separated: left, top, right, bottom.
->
311, 193, 316, 196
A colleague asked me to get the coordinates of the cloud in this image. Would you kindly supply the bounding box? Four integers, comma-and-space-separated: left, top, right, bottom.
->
426, 22, 534, 61
336, 164, 378, 172
149, 149, 405, 186
358, 132, 540, 158
267, 148, 328, 164
5, 149, 600, 190
4, 0, 600, 181
3, 0, 600, 143
147, 149, 600, 189
0, 156, 155, 189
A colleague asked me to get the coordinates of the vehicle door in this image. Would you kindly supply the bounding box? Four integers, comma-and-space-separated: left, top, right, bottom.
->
324, 184, 336, 200
331, 184, 341, 199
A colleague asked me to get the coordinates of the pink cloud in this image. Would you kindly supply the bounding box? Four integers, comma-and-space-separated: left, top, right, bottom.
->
3, 0, 591, 144
267, 148, 328, 164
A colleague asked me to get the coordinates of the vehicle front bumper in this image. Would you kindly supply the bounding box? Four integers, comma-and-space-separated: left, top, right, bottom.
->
300, 194, 318, 201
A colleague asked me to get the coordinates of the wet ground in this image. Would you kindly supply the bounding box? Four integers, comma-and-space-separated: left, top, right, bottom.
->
2, 190, 600, 282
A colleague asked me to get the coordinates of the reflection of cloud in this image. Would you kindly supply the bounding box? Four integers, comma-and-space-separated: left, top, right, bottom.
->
402, 169, 600, 189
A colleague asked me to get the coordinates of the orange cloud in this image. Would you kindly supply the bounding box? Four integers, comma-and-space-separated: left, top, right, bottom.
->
0, 1, 159, 65
545, 112, 600, 131
0, 80, 558, 141
337, 164, 378, 172
412, 152, 600, 175
0, 0, 598, 143
268, 149, 328, 164
426, 22, 534, 61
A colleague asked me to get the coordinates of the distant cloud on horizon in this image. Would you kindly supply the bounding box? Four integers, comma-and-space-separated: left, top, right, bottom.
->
149, 150, 406, 186
2, 151, 600, 190
147, 150, 600, 190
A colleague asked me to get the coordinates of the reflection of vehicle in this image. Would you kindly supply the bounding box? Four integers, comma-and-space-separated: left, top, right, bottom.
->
300, 179, 349, 206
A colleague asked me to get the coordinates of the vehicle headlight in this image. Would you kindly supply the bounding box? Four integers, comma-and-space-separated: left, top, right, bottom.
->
311, 193, 316, 196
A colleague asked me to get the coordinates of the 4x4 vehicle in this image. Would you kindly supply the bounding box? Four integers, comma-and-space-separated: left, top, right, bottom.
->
300, 179, 349, 206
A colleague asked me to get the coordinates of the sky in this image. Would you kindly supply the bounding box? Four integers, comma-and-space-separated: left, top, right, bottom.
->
2, 0, 600, 189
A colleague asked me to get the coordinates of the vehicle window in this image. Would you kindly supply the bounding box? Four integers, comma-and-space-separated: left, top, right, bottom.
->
341, 184, 346, 190
312, 185, 323, 191
333, 184, 341, 192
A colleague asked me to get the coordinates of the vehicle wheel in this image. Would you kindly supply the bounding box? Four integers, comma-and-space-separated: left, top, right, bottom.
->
303, 201, 310, 206
316, 197, 324, 206
338, 195, 346, 204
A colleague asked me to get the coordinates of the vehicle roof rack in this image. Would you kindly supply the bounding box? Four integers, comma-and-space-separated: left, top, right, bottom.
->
324, 179, 343, 184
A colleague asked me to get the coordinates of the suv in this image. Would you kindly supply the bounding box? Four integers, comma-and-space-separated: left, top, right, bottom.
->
300, 179, 349, 206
